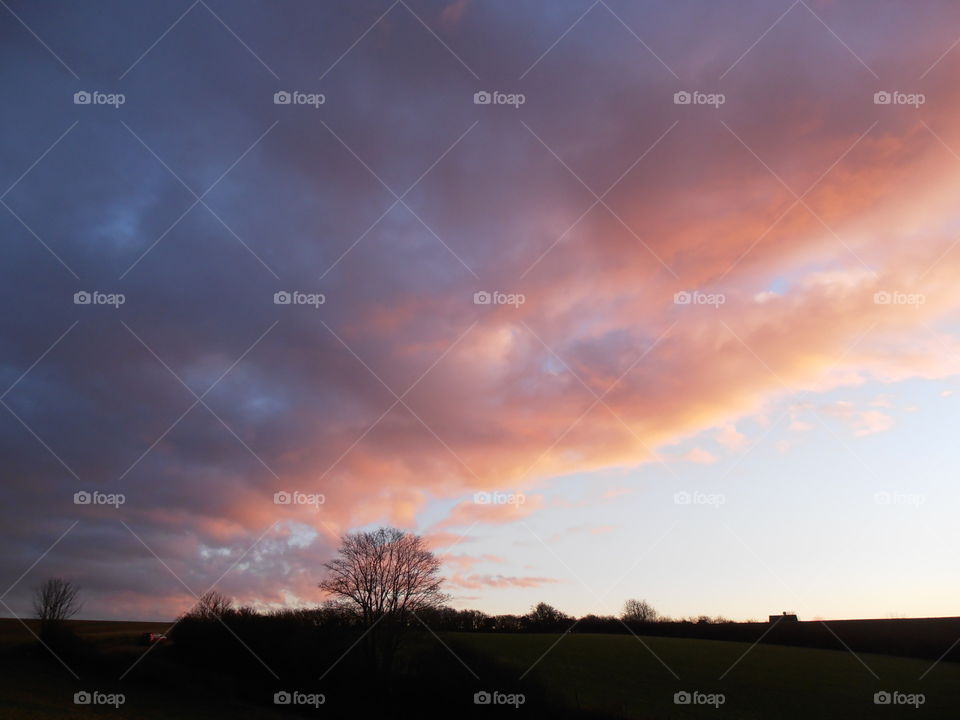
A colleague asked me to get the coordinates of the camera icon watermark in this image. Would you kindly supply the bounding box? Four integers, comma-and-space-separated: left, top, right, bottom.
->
673, 690, 725, 707
674, 290, 725, 308
874, 491, 924, 508
74, 490, 125, 508
74, 691, 125, 708
873, 91, 925, 108
473, 491, 525, 506
273, 290, 325, 308
674, 90, 725, 108
273, 690, 325, 707
674, 491, 725, 508
873, 290, 925, 308
473, 290, 525, 308
274, 490, 325, 508
473, 90, 525, 108
73, 91, 125, 108
273, 90, 325, 108
74, 290, 125, 308
473, 690, 525, 707
873, 690, 924, 707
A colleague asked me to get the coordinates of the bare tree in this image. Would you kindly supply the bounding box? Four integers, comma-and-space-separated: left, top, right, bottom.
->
32, 578, 82, 633
184, 590, 233, 620
319, 527, 447, 625
319, 527, 447, 678
622, 598, 658, 623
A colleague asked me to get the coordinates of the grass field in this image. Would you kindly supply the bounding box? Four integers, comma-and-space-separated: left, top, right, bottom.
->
2, 621, 959, 718
449, 632, 960, 718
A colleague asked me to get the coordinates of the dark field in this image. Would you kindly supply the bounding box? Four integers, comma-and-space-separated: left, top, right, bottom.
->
2, 619, 958, 718
451, 631, 959, 719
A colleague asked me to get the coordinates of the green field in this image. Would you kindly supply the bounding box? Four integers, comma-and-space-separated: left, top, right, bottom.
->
449, 632, 960, 719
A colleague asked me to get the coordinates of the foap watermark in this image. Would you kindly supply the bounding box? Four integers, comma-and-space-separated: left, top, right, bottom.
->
473, 290, 525, 307
873, 290, 925, 308
74, 490, 125, 508
74, 290, 125, 308
874, 91, 925, 108
74, 691, 125, 708
74, 90, 125, 108
474, 690, 525, 708
274, 491, 325, 508
674, 691, 725, 708
874, 491, 924, 508
274, 290, 325, 308
474, 90, 525, 108
274, 691, 325, 707
674, 90, 725, 108
674, 290, 725, 308
474, 491, 525, 506
274, 90, 325, 108
674, 491, 725, 508
874, 690, 924, 708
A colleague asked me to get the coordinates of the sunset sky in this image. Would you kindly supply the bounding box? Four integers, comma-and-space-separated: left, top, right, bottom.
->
2, 0, 960, 623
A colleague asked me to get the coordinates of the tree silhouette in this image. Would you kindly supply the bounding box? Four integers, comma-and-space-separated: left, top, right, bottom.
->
526, 602, 571, 631
184, 590, 233, 620
622, 598, 658, 623
32, 578, 82, 639
319, 527, 447, 678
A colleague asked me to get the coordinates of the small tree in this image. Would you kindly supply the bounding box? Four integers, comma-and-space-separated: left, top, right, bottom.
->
622, 598, 657, 623
526, 602, 571, 631
32, 578, 82, 637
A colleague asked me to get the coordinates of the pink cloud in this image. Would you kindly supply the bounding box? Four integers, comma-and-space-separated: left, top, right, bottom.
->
715, 423, 748, 450
435, 495, 544, 529
684, 448, 719, 465
446, 574, 561, 590
822, 401, 895, 437
423, 531, 478, 552
589, 525, 616, 535
440, 553, 505, 571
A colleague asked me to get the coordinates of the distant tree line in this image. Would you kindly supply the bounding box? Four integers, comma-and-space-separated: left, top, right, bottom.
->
413, 600, 736, 634
171, 594, 736, 637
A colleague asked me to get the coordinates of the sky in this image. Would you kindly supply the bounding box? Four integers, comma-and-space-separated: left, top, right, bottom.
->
2, 0, 960, 623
